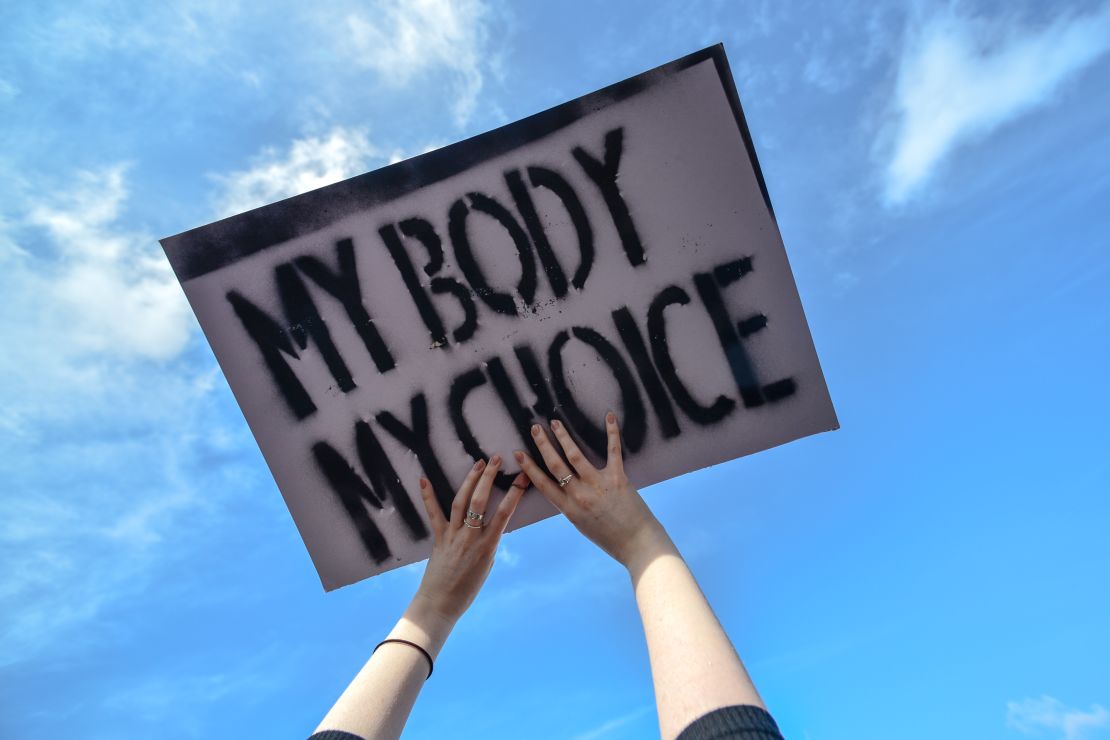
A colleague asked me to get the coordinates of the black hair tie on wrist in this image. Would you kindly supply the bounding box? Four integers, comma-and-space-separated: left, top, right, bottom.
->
373, 638, 434, 679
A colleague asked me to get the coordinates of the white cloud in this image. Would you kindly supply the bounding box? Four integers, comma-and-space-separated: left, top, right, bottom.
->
212, 126, 381, 218
0, 166, 194, 434
346, 0, 495, 125
213, 127, 458, 218
0, 168, 248, 666
1008, 695, 1110, 740
26, 166, 193, 360
880, 5, 1110, 205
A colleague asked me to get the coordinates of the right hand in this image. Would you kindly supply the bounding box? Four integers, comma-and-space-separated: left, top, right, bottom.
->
412, 456, 529, 623
513, 412, 671, 569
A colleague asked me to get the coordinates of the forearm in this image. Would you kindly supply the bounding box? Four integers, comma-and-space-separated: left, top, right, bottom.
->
315, 595, 455, 740
627, 530, 765, 740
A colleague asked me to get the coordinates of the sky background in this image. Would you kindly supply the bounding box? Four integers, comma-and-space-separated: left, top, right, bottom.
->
2, 1, 1109, 738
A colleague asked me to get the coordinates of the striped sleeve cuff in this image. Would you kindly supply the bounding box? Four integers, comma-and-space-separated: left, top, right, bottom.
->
676, 704, 784, 740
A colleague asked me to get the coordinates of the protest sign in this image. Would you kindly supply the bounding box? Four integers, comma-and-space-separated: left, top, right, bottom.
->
161, 45, 838, 590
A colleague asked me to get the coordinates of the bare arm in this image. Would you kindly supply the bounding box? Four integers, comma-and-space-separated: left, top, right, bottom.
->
314, 457, 528, 740
314, 596, 454, 740
515, 414, 764, 740
625, 529, 765, 738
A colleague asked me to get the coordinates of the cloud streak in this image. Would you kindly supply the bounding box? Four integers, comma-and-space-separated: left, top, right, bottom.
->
571, 705, 653, 740
880, 5, 1110, 205
1008, 695, 1110, 740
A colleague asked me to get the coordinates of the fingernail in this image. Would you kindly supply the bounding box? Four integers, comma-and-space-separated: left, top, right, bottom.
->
531, 424, 541, 436
513, 450, 524, 463
550, 419, 561, 430
491, 454, 502, 466
419, 477, 427, 489
473, 459, 485, 471
606, 411, 615, 424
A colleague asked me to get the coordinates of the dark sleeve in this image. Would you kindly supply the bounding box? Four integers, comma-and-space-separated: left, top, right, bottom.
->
308, 732, 364, 740
676, 704, 784, 740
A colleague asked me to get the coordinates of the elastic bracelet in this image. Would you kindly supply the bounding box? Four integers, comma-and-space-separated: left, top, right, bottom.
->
373, 638, 434, 679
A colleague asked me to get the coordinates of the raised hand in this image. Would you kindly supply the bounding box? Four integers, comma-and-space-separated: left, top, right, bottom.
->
412, 456, 529, 623
513, 412, 669, 569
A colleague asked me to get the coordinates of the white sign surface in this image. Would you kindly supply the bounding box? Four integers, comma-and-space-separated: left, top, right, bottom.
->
161, 45, 838, 590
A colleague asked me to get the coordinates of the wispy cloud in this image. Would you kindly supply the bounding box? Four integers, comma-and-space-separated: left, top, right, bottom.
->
1008, 695, 1110, 740
0, 370, 248, 667
495, 542, 520, 567
0, 76, 18, 101
345, 0, 498, 126
212, 126, 383, 218
879, 5, 1110, 205
571, 705, 653, 740
97, 642, 301, 737
103, 653, 289, 722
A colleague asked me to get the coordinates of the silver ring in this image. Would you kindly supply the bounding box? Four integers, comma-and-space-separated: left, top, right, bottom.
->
558, 473, 574, 488
463, 520, 483, 529
466, 509, 484, 523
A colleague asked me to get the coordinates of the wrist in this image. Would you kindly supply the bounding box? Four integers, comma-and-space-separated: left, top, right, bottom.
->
620, 520, 679, 575
395, 592, 459, 658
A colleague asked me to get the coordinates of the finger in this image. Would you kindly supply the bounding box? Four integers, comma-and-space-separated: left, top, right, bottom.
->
605, 410, 624, 476
451, 459, 486, 529
550, 419, 598, 481
417, 476, 447, 540
513, 450, 564, 512
489, 472, 529, 535
531, 422, 574, 485
465, 455, 501, 529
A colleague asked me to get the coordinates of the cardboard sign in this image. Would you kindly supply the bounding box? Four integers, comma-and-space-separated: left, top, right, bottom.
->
161, 45, 838, 590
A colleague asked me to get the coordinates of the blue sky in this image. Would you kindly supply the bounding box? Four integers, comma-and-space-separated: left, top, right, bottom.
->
2, 1, 1109, 738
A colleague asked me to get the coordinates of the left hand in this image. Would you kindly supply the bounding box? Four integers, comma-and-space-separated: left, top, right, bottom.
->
411, 455, 529, 623
514, 414, 666, 570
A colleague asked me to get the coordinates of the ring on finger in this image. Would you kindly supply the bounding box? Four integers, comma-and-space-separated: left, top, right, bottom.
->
558, 473, 574, 488
465, 509, 485, 528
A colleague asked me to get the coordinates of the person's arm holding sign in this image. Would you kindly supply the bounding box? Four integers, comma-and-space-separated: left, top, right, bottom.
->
311, 456, 528, 740
515, 414, 783, 740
